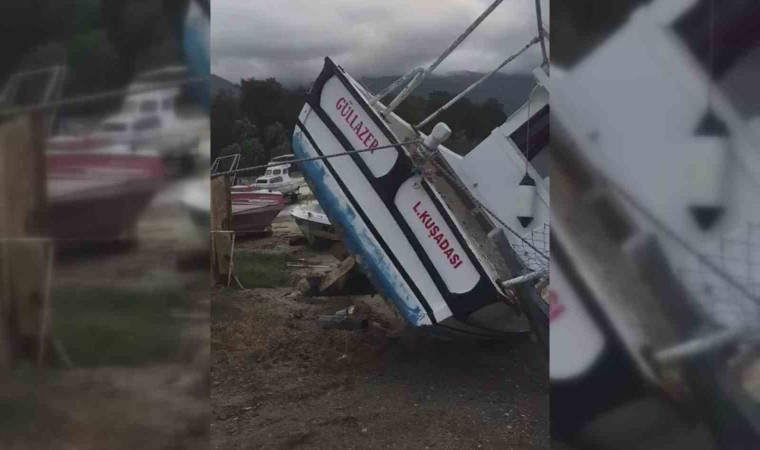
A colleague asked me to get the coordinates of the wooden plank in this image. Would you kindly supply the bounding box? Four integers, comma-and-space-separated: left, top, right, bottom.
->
0, 113, 48, 369
0, 239, 53, 366
210, 176, 231, 284
0, 113, 47, 238
319, 255, 356, 294
211, 231, 233, 281
210, 176, 231, 231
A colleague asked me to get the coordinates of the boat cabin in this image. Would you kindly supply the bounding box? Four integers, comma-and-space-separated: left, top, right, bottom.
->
255, 164, 291, 185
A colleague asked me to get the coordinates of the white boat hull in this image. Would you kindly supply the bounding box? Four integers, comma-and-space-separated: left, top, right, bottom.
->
293, 58, 522, 335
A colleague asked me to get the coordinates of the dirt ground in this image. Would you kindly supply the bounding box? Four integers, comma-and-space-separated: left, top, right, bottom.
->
2, 179, 210, 450
211, 213, 549, 449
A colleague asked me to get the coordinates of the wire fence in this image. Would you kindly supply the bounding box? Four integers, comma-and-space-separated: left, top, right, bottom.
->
678, 222, 760, 328
512, 222, 550, 273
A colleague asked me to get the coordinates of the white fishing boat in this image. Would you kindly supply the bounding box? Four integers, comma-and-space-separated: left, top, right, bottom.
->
551, 0, 760, 445
292, 0, 550, 338
290, 201, 339, 248
247, 155, 303, 200
47, 66, 204, 172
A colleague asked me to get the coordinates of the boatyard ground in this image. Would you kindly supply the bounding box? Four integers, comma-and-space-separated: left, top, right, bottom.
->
211, 210, 550, 449
2, 177, 209, 450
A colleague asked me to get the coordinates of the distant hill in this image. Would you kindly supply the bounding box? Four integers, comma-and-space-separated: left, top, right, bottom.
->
212, 71, 536, 116
211, 74, 241, 97
359, 71, 536, 116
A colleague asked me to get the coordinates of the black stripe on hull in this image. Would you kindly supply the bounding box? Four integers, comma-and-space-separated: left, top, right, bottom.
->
304, 57, 505, 319
295, 119, 438, 323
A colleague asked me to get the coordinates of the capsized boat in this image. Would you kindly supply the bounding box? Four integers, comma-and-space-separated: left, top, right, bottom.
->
293, 54, 549, 338
290, 201, 339, 247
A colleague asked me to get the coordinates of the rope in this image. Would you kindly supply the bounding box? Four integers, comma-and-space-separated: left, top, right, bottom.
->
385, 0, 505, 113
534, 0, 549, 69
707, 0, 715, 110
0, 76, 209, 117
212, 130, 549, 264
561, 140, 760, 308
211, 138, 424, 178
369, 67, 423, 106
424, 0, 505, 76
524, 84, 541, 173
416, 36, 540, 129
427, 155, 550, 262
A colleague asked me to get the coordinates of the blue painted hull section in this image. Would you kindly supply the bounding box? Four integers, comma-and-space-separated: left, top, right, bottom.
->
292, 132, 428, 325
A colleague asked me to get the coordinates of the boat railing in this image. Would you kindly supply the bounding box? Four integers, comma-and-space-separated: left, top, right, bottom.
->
0, 65, 67, 137
376, 0, 549, 120
211, 154, 241, 184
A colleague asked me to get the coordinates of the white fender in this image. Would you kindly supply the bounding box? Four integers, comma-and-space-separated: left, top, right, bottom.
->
686, 136, 729, 230
516, 173, 536, 228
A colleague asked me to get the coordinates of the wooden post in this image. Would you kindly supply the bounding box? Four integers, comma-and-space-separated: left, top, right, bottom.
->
0, 113, 49, 370
210, 176, 231, 231
210, 176, 232, 284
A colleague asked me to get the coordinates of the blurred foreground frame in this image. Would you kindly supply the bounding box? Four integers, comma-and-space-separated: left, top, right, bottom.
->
0, 1, 211, 448
0, 113, 53, 369
551, 0, 760, 448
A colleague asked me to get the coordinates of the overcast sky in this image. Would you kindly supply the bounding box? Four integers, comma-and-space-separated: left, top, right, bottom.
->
211, 0, 549, 86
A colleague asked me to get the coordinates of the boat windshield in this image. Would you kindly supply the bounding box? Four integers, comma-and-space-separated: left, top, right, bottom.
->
140, 100, 158, 113
122, 100, 138, 113
100, 122, 128, 133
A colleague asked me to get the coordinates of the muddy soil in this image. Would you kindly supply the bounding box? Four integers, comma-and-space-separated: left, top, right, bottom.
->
3, 183, 210, 450
211, 214, 549, 449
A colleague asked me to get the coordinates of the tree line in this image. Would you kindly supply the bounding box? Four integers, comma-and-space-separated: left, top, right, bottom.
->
2, 0, 207, 117
211, 76, 509, 171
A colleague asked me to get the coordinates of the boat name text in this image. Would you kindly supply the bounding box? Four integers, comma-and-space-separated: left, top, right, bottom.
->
412, 201, 464, 269
336, 97, 379, 151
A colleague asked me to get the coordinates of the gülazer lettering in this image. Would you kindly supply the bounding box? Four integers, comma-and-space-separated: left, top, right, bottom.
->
336, 97, 379, 151
412, 200, 464, 269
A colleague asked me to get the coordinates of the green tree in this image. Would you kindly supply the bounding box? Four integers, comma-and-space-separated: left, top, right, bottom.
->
210, 90, 240, 160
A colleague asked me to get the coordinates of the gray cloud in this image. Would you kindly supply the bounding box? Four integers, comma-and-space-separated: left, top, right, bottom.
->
212, 0, 549, 86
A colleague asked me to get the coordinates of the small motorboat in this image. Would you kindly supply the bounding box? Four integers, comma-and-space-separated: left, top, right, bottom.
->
290, 201, 339, 248
230, 189, 285, 234
47, 65, 204, 173
248, 155, 303, 201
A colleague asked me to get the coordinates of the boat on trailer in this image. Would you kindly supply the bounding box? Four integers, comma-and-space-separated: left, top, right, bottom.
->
292, 1, 550, 338
231, 191, 285, 234
0, 65, 166, 245
47, 146, 165, 243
